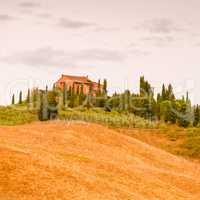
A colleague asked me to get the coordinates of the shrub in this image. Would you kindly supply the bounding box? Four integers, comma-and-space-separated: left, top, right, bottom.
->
0, 106, 37, 125
58, 108, 158, 128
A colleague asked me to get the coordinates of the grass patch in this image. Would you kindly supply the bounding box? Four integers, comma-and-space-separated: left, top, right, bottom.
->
58, 108, 158, 129
180, 129, 200, 157
0, 106, 38, 125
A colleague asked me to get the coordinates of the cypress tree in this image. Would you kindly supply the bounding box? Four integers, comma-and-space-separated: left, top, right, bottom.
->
139, 76, 145, 96
12, 94, 15, 105
167, 84, 175, 100
156, 93, 161, 120
39, 91, 49, 121
97, 79, 101, 96
32, 88, 39, 109
46, 85, 48, 93
77, 85, 80, 95
95, 79, 102, 107
161, 84, 166, 101
79, 84, 85, 106
69, 84, 76, 108
89, 81, 93, 95
103, 79, 107, 95
47, 90, 58, 119
68, 86, 72, 97
63, 82, 67, 107
80, 84, 84, 96
19, 91, 22, 104
27, 89, 30, 104
193, 105, 200, 127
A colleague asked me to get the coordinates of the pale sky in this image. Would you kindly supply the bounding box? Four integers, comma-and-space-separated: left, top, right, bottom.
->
1, 0, 200, 105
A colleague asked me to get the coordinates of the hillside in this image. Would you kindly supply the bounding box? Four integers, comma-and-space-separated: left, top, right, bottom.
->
0, 122, 200, 200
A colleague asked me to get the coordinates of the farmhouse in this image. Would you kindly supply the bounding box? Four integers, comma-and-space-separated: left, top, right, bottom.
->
55, 74, 103, 95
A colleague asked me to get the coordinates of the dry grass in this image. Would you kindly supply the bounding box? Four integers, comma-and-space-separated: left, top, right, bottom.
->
0, 121, 200, 200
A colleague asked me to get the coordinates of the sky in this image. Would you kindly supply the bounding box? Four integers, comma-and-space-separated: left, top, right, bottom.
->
1, 0, 200, 105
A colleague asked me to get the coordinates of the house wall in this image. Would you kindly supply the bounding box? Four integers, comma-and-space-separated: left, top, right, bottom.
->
55, 75, 103, 96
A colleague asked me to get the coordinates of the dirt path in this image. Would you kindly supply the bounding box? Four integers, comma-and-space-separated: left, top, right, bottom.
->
0, 121, 200, 200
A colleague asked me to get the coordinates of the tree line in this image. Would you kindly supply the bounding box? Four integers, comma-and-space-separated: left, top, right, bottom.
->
11, 76, 200, 127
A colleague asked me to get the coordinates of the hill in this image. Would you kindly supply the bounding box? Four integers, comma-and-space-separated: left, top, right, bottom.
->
0, 122, 200, 200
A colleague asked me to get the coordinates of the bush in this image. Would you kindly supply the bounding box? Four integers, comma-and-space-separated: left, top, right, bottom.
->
0, 106, 38, 125
58, 108, 158, 128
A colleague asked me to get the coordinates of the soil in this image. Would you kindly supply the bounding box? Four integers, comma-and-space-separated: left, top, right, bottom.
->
0, 121, 200, 200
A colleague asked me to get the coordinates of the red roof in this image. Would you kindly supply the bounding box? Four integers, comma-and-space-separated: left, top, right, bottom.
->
58, 74, 91, 83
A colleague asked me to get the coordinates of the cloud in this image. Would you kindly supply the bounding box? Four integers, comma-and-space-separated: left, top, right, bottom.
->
141, 35, 175, 47
94, 27, 120, 32
75, 49, 125, 61
1, 47, 125, 68
36, 13, 52, 19
128, 49, 151, 56
136, 18, 184, 34
19, 2, 40, 8
1, 47, 71, 68
0, 14, 15, 21
195, 42, 200, 47
58, 18, 95, 29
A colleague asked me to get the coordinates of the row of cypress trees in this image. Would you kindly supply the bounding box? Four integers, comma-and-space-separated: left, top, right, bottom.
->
12, 90, 30, 105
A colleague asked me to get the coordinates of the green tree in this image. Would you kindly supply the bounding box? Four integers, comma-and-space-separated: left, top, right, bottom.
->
175, 100, 191, 127
12, 94, 15, 105
161, 84, 166, 101
79, 84, 85, 106
166, 84, 175, 100
27, 89, 31, 104
19, 91, 22, 104
63, 82, 67, 107
193, 105, 200, 127
139, 76, 155, 119
103, 79, 107, 95
77, 85, 80, 95
47, 90, 58, 119
156, 93, 161, 120
160, 100, 176, 123
32, 88, 39, 109
39, 91, 49, 121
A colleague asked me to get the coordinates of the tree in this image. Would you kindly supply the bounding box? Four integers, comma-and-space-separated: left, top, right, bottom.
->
39, 91, 49, 121
175, 99, 191, 127
166, 84, 175, 100
77, 85, 80, 95
32, 88, 39, 109
12, 94, 15, 105
19, 91, 22, 104
46, 85, 48, 93
27, 89, 30, 104
160, 100, 176, 123
161, 84, 166, 101
96, 79, 101, 96
47, 90, 58, 119
69, 84, 76, 108
119, 90, 131, 112
103, 79, 107, 95
84, 81, 94, 109
63, 82, 67, 107
193, 105, 200, 127
79, 84, 85, 106
138, 76, 155, 119
156, 93, 161, 120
